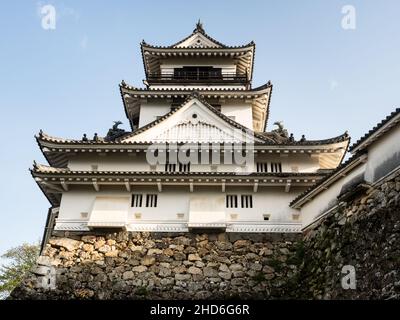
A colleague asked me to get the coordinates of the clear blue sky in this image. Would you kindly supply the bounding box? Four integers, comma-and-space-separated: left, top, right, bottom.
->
0, 1, 399, 256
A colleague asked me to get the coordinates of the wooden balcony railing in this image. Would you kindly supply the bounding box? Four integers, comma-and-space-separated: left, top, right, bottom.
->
146, 72, 249, 84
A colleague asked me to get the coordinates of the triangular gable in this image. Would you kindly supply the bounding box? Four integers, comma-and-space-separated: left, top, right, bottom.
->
121, 97, 262, 144
174, 32, 223, 48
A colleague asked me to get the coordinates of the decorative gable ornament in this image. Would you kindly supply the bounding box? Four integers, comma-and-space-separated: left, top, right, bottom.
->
121, 97, 260, 144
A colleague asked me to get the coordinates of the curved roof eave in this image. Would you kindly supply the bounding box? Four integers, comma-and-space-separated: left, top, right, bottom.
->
349, 108, 400, 153
120, 80, 272, 94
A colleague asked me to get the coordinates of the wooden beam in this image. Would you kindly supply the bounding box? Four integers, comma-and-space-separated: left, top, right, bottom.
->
124, 179, 131, 192
157, 182, 162, 192
189, 182, 194, 193
60, 179, 68, 191
253, 182, 258, 193
221, 182, 226, 193
92, 179, 100, 192
285, 180, 292, 193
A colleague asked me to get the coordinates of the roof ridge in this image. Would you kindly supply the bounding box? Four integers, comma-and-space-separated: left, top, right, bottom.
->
289, 151, 364, 208
32, 162, 70, 173
37, 130, 80, 143
349, 107, 400, 153
297, 131, 349, 144
120, 80, 272, 92
141, 42, 255, 50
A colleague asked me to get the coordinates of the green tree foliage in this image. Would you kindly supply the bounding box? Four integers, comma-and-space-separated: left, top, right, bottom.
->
0, 243, 39, 299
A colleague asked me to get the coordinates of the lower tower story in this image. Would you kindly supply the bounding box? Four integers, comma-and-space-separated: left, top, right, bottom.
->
52, 185, 307, 234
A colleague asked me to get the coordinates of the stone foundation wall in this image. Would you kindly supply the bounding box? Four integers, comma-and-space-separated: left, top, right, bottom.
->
11, 232, 302, 299
297, 172, 400, 299
11, 171, 400, 300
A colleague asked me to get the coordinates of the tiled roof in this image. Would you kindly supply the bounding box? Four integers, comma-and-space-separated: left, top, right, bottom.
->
141, 22, 255, 50
117, 93, 271, 142
140, 22, 256, 83
120, 81, 272, 92
140, 43, 255, 83
32, 164, 328, 178
117, 92, 350, 146
289, 152, 366, 208
37, 90, 349, 149
30, 164, 62, 206
37, 131, 349, 147
258, 132, 350, 146
37, 131, 112, 144
292, 108, 400, 208
349, 108, 400, 153
33, 162, 68, 173
120, 82, 272, 132
141, 41, 255, 50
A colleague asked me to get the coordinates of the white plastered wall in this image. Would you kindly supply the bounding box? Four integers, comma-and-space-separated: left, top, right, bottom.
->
221, 101, 253, 130
299, 163, 366, 228
138, 100, 171, 128
299, 123, 400, 228
138, 99, 254, 129
364, 125, 400, 182
57, 185, 305, 226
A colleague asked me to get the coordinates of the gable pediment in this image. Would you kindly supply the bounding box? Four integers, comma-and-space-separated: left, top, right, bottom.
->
121, 98, 260, 144
153, 120, 243, 143
174, 33, 223, 48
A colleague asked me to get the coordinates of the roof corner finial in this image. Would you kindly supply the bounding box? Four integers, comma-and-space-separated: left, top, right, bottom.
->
195, 19, 205, 33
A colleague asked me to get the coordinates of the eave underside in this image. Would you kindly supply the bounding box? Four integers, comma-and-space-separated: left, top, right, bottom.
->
37, 134, 349, 169
32, 167, 329, 207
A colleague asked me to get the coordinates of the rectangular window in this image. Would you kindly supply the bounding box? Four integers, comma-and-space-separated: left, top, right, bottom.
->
178, 163, 191, 172
241, 195, 253, 208
165, 162, 190, 172
80, 212, 88, 219
131, 194, 143, 207
173, 66, 222, 80
146, 194, 158, 207
256, 162, 268, 173
165, 163, 177, 172
270, 162, 282, 173
226, 195, 238, 208
177, 213, 184, 219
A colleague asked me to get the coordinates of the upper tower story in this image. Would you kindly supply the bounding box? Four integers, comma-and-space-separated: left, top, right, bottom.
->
122, 21, 270, 133
141, 20, 255, 90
